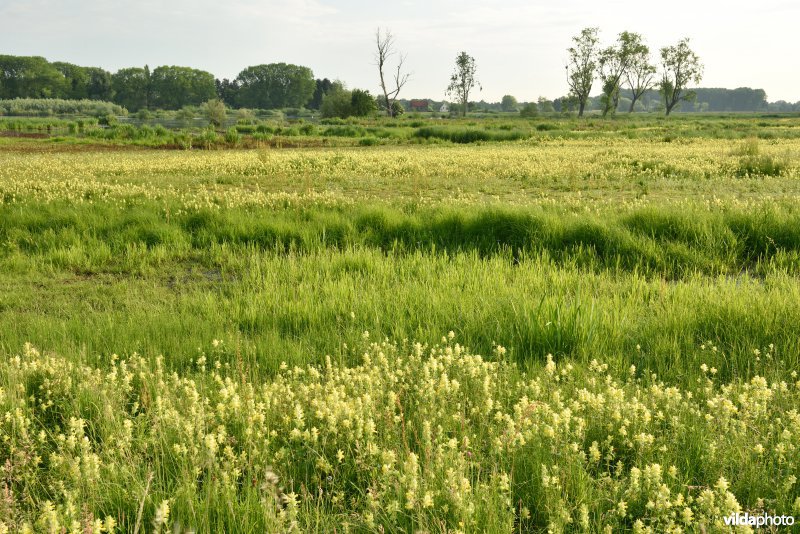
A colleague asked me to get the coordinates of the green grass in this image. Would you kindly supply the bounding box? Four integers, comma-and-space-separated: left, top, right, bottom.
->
1, 125, 799, 532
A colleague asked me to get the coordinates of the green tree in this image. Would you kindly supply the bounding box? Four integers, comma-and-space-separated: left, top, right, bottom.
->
85, 67, 113, 101
215, 78, 239, 108
597, 32, 640, 117
623, 36, 655, 113
112, 67, 150, 111
0, 55, 66, 99
537, 97, 555, 113
204, 99, 227, 127
500, 95, 518, 112
53, 62, 89, 99
375, 28, 411, 118
519, 102, 538, 117
350, 89, 376, 117
150, 66, 216, 109
320, 82, 352, 118
659, 38, 703, 115
446, 52, 480, 117
309, 78, 333, 110
235, 63, 315, 109
566, 28, 599, 117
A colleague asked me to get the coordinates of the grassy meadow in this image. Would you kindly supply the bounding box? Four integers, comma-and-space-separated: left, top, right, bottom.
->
1, 115, 800, 532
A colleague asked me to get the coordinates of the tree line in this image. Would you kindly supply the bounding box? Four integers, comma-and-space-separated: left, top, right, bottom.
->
0, 55, 339, 113
1, 32, 796, 118
563, 28, 706, 116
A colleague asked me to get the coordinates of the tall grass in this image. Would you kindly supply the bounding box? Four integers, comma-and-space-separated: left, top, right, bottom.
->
1, 129, 799, 531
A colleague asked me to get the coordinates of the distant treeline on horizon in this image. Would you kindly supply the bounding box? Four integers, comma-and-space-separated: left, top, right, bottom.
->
1, 53, 798, 114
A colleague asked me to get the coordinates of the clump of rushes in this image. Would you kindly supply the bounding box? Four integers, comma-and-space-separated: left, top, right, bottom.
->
0, 337, 798, 532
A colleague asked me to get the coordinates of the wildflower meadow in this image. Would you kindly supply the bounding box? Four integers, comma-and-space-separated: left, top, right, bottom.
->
1, 117, 799, 532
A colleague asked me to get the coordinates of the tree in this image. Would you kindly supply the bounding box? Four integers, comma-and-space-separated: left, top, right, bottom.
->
501, 95, 518, 112
566, 27, 599, 117
537, 96, 555, 113
85, 67, 113, 101
350, 89, 377, 117
235, 63, 315, 109
623, 35, 655, 113
659, 38, 703, 115
320, 82, 351, 118
150, 66, 216, 110
446, 52, 480, 117
53, 62, 89, 99
111, 67, 150, 111
0, 55, 66, 99
597, 32, 639, 117
375, 28, 411, 118
215, 78, 240, 108
309, 78, 333, 110
204, 99, 227, 127
519, 102, 538, 117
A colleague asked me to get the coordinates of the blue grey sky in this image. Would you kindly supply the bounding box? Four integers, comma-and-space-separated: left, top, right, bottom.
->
1, 0, 798, 102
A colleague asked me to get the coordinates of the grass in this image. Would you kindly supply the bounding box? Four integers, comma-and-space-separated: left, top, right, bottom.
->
1, 119, 799, 532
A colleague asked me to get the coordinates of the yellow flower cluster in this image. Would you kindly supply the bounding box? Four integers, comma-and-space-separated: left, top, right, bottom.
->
1, 138, 798, 209
0, 338, 797, 532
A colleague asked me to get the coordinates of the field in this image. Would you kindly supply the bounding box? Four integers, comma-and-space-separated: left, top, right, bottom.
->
1, 117, 800, 532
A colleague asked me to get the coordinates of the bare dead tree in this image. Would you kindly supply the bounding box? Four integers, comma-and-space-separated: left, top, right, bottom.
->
375, 28, 411, 118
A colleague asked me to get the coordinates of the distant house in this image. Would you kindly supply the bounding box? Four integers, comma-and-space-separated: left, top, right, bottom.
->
409, 99, 430, 112
439, 103, 449, 113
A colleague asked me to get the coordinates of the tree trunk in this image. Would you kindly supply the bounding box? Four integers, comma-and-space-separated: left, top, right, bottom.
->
629, 96, 637, 113
578, 101, 585, 117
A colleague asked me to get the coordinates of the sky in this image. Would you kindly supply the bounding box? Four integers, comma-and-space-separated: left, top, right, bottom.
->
1, 0, 798, 103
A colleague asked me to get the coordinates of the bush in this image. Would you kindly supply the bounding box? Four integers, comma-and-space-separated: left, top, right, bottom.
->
256, 123, 275, 134
205, 99, 227, 127
520, 102, 539, 118
0, 98, 127, 117
225, 127, 241, 145
235, 124, 256, 134
172, 131, 192, 150
98, 114, 117, 126
414, 127, 528, 143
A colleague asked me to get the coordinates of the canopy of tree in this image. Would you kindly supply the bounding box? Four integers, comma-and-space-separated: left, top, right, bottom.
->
234, 63, 315, 110
149, 66, 216, 110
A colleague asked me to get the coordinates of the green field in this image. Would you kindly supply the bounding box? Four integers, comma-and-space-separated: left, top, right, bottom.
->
1, 116, 799, 532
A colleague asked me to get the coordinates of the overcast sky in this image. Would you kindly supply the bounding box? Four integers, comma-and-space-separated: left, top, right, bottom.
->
1, 0, 798, 102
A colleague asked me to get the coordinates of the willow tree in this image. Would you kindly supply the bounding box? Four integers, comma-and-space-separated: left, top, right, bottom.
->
447, 51, 480, 117
659, 38, 703, 115
597, 31, 641, 116
566, 28, 600, 117
624, 36, 656, 112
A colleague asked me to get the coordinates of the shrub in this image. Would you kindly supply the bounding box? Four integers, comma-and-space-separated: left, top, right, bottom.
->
225, 127, 241, 145
98, 114, 117, 126
0, 98, 126, 117
205, 99, 227, 127
235, 124, 256, 134
414, 127, 527, 143
520, 102, 539, 118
